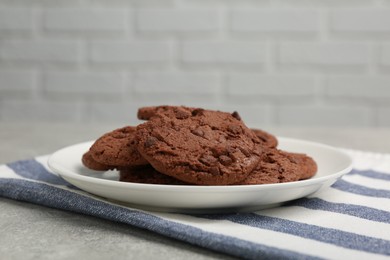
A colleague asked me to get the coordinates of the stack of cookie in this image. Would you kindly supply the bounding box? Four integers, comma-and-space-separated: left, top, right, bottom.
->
82, 106, 317, 185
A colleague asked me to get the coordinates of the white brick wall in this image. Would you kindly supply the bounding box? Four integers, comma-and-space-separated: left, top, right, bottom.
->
227, 74, 316, 97
43, 71, 126, 95
134, 71, 219, 94
1, 100, 83, 122
0, 1, 389, 127
0, 40, 81, 63
90, 42, 171, 64
43, 8, 128, 32
381, 44, 390, 66
279, 43, 369, 66
0, 70, 35, 91
0, 8, 34, 31
181, 42, 266, 65
277, 105, 374, 127
326, 76, 390, 99
330, 9, 390, 33
136, 9, 219, 32
231, 9, 319, 33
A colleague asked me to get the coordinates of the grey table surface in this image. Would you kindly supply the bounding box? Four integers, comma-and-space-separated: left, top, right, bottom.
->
1, 122, 389, 260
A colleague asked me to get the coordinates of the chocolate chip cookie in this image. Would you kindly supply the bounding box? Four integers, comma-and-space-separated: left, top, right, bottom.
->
89, 126, 148, 168
135, 107, 262, 185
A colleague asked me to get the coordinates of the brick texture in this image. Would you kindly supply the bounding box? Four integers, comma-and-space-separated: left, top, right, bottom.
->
84, 102, 140, 124
134, 71, 219, 94
0, 1, 388, 127
330, 9, 390, 33
43, 71, 126, 95
380, 44, 390, 66
90, 42, 171, 64
0, 100, 83, 122
0, 70, 34, 91
227, 74, 316, 97
231, 9, 319, 33
136, 9, 219, 32
326, 76, 390, 99
277, 105, 373, 127
43, 8, 128, 32
0, 40, 81, 63
181, 42, 266, 65
0, 8, 34, 31
279, 43, 369, 66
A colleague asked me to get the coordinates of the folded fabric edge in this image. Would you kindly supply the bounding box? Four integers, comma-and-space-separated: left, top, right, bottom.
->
0, 178, 319, 260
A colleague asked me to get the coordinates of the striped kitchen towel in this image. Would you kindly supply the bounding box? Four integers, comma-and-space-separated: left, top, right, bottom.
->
1, 149, 389, 259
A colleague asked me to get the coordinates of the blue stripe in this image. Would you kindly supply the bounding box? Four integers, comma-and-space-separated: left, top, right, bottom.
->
349, 169, 390, 181
332, 179, 390, 199
199, 213, 390, 256
7, 159, 69, 186
6, 159, 78, 189
0, 178, 319, 260
286, 198, 390, 223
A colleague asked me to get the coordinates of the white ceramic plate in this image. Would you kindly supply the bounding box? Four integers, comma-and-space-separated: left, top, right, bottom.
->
48, 138, 352, 213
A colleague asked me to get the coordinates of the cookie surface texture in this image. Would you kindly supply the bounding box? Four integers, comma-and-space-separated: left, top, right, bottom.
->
238, 148, 301, 185
135, 107, 262, 185
239, 149, 317, 185
281, 151, 317, 180
252, 128, 278, 148
82, 151, 114, 171
137, 105, 196, 120
89, 126, 148, 167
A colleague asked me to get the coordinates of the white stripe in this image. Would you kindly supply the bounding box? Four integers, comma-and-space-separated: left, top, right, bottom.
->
313, 189, 390, 212
343, 174, 390, 191
152, 212, 390, 260
345, 150, 390, 173
258, 206, 390, 240
0, 164, 22, 179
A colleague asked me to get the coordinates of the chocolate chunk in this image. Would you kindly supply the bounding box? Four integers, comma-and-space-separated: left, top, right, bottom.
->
191, 108, 204, 116
191, 128, 204, 137
199, 155, 218, 166
231, 111, 241, 121
145, 136, 158, 148
174, 108, 191, 119
219, 155, 233, 166
228, 124, 242, 134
